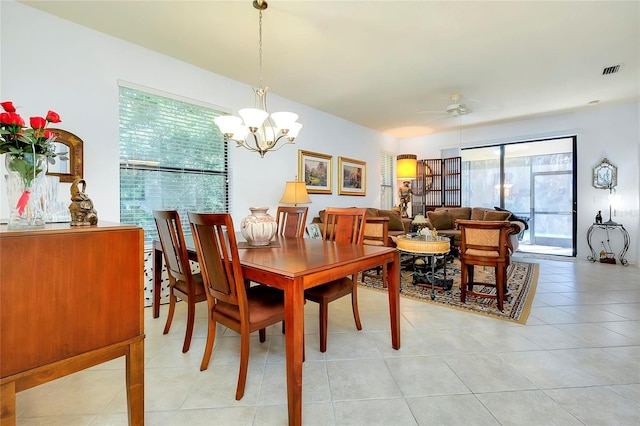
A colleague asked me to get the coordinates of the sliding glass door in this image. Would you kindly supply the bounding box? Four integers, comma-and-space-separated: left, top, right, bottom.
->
463, 137, 576, 256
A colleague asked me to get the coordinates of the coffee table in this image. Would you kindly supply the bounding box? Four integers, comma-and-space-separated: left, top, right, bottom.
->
395, 234, 452, 300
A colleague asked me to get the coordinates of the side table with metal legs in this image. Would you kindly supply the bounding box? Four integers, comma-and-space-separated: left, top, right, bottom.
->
586, 222, 630, 266
396, 235, 453, 300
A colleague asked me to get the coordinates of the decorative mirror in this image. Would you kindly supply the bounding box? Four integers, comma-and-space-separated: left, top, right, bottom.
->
47, 129, 83, 183
592, 157, 617, 189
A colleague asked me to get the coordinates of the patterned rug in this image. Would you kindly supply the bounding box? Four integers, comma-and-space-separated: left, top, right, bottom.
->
359, 258, 539, 324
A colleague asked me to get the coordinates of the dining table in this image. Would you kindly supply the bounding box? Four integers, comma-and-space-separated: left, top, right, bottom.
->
152, 235, 401, 426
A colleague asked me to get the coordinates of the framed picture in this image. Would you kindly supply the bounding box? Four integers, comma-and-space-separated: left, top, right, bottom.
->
305, 223, 322, 239
338, 156, 366, 196
298, 150, 332, 194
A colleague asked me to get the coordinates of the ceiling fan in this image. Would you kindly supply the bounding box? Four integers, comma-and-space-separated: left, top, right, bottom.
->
418, 93, 476, 118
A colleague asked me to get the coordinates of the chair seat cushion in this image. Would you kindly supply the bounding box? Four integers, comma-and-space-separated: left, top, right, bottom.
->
215, 285, 284, 325
174, 273, 206, 297
464, 248, 500, 258
304, 277, 353, 302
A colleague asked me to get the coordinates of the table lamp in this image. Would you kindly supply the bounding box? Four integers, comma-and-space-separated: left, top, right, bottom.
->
412, 214, 429, 232
279, 181, 312, 206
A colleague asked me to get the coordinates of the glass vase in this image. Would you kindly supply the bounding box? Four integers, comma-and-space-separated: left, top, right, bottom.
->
4, 153, 47, 229
241, 207, 277, 246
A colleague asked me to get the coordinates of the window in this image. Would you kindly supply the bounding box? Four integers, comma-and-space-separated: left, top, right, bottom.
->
119, 84, 229, 245
380, 152, 394, 209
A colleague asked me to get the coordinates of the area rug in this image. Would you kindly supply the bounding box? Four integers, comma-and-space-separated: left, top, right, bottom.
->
359, 258, 539, 324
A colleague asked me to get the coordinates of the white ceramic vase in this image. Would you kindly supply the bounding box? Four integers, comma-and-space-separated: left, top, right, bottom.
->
241, 207, 277, 246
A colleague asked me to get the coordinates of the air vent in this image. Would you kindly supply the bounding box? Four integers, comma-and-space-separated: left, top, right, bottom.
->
602, 65, 621, 75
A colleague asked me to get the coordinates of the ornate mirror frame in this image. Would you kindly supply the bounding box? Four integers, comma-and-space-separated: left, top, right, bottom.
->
47, 129, 83, 182
592, 157, 617, 189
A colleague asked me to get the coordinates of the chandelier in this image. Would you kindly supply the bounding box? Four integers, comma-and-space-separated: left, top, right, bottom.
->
214, 0, 302, 158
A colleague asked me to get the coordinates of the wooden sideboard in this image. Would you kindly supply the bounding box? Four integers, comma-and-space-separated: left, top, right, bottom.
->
0, 222, 145, 425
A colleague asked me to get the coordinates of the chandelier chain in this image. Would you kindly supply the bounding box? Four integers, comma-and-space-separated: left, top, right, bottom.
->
258, 9, 264, 91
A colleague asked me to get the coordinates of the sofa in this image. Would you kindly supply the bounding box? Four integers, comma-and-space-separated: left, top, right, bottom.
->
312, 207, 412, 237
424, 207, 527, 249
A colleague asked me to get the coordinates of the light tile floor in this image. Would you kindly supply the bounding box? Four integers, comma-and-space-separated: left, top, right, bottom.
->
15, 255, 640, 425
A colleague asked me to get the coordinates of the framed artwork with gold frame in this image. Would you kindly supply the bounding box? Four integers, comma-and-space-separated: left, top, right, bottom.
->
298, 150, 332, 194
338, 156, 366, 196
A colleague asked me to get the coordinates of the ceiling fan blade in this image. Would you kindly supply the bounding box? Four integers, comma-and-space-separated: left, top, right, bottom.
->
423, 114, 452, 124
417, 110, 446, 114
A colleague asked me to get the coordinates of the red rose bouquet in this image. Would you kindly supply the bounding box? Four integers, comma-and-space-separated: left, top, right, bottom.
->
1, 101, 62, 160
1, 101, 63, 227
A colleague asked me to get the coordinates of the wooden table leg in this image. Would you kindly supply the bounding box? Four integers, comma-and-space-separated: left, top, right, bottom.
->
388, 252, 401, 350
153, 242, 162, 318
126, 338, 145, 425
0, 381, 16, 426
284, 278, 304, 426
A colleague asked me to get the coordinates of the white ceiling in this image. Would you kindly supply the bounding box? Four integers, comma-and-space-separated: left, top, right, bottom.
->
20, 0, 640, 138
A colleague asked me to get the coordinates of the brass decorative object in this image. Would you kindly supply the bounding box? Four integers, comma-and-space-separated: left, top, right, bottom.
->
69, 178, 98, 226
398, 180, 413, 218
47, 129, 84, 182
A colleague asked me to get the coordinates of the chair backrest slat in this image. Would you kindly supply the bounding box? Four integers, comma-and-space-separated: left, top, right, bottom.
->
322, 207, 367, 244
276, 206, 309, 238
153, 210, 191, 283
188, 212, 245, 307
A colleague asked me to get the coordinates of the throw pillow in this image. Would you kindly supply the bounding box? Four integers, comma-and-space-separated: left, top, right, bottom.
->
447, 207, 472, 224
483, 210, 511, 221
427, 210, 452, 230
366, 208, 380, 219
494, 206, 529, 230
470, 207, 488, 220
377, 209, 405, 231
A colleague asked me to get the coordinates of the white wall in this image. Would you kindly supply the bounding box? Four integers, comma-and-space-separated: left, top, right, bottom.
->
2, 1, 638, 265
0, 1, 395, 229
399, 102, 640, 265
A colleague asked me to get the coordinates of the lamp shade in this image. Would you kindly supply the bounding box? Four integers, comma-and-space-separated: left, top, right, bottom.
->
239, 108, 268, 129
397, 154, 417, 180
213, 115, 242, 135
279, 181, 312, 205
412, 214, 428, 225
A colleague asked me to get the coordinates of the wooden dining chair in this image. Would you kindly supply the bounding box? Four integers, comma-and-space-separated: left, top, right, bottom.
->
457, 219, 514, 311
360, 216, 391, 288
275, 206, 309, 238
188, 212, 286, 400
153, 210, 206, 353
304, 207, 367, 352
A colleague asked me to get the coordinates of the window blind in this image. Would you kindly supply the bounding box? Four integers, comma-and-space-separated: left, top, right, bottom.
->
119, 86, 229, 245
380, 152, 394, 209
